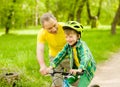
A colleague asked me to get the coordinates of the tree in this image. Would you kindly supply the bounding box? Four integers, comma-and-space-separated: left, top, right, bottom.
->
86, 0, 103, 28
0, 0, 13, 34
111, 1, 120, 35
67, 0, 78, 21
35, 0, 39, 26
0, 0, 26, 34
0, 0, 42, 34
76, 0, 87, 22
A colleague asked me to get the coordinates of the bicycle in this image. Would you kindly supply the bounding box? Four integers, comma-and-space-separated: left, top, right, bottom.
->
48, 68, 84, 87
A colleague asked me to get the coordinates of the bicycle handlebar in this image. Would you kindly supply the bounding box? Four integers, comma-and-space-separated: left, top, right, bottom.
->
49, 69, 84, 76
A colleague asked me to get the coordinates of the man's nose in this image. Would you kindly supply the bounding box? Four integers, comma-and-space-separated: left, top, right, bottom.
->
52, 27, 57, 31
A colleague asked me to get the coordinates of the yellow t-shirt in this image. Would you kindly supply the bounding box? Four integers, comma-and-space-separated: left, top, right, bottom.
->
37, 23, 66, 57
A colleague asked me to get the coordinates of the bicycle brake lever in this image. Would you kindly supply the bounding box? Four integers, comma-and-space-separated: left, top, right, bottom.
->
76, 71, 84, 75
49, 69, 55, 76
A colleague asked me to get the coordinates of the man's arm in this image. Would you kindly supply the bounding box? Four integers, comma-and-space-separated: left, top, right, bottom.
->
36, 43, 47, 75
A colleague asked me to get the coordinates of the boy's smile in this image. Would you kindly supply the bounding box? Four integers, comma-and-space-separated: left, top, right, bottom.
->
65, 32, 78, 46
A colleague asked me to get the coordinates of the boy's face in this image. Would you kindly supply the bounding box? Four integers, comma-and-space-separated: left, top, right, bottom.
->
65, 31, 78, 46
43, 18, 58, 34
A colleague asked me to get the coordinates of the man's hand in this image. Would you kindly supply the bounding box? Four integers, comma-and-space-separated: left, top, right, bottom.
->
40, 66, 53, 75
39, 66, 48, 75
46, 66, 53, 74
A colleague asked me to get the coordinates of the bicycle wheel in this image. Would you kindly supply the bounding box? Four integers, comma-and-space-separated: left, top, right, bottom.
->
49, 76, 63, 87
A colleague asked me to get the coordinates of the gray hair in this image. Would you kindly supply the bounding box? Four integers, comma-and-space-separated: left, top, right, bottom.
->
40, 12, 56, 26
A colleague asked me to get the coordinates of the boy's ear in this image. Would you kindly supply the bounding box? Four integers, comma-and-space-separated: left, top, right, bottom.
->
77, 34, 80, 39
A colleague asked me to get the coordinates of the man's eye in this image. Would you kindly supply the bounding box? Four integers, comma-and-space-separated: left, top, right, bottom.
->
54, 24, 56, 27
48, 28, 52, 30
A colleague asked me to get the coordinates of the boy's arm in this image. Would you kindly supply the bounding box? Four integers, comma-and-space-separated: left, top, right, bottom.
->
50, 44, 68, 68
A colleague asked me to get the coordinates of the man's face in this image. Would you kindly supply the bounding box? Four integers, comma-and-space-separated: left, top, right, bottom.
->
43, 18, 58, 34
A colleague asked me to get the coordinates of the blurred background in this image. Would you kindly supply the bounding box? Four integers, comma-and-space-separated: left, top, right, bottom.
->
0, 0, 120, 34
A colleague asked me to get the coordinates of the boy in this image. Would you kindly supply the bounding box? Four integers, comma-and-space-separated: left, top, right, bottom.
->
48, 21, 96, 87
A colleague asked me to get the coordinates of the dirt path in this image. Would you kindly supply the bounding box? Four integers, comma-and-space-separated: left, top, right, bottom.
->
89, 51, 120, 87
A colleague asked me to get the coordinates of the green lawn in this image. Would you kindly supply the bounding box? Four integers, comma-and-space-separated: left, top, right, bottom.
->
0, 28, 120, 86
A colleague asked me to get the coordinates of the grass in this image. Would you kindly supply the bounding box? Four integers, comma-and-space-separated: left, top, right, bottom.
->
0, 27, 120, 86
0, 34, 50, 87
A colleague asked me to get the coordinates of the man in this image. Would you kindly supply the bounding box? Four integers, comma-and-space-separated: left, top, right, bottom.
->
36, 12, 69, 87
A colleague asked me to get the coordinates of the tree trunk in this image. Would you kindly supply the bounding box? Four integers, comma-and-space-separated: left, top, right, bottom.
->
35, 0, 39, 26
97, 0, 103, 19
111, 2, 120, 35
5, 9, 13, 34
86, 0, 102, 28
76, 0, 87, 22
5, 0, 15, 34
68, 0, 78, 21
86, 0, 96, 28
5, 14, 12, 34
5, 27, 9, 34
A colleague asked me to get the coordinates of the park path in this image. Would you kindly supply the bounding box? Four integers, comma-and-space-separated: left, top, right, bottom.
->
89, 51, 120, 87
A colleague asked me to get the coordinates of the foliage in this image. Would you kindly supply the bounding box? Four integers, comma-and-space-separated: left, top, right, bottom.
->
0, 0, 12, 28
0, 0, 45, 29
0, 0, 119, 30
99, 0, 119, 25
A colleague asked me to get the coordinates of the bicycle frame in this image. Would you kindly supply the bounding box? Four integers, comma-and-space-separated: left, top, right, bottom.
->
63, 77, 71, 87
49, 69, 83, 87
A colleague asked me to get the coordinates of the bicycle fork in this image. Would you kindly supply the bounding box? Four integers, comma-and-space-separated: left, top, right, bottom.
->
63, 79, 71, 87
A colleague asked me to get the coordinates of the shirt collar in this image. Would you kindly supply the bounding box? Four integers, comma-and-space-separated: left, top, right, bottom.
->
76, 39, 82, 47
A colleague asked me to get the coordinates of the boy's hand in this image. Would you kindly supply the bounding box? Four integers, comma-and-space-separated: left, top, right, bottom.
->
69, 69, 82, 75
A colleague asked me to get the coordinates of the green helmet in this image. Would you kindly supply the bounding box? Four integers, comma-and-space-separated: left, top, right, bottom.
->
63, 21, 83, 34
